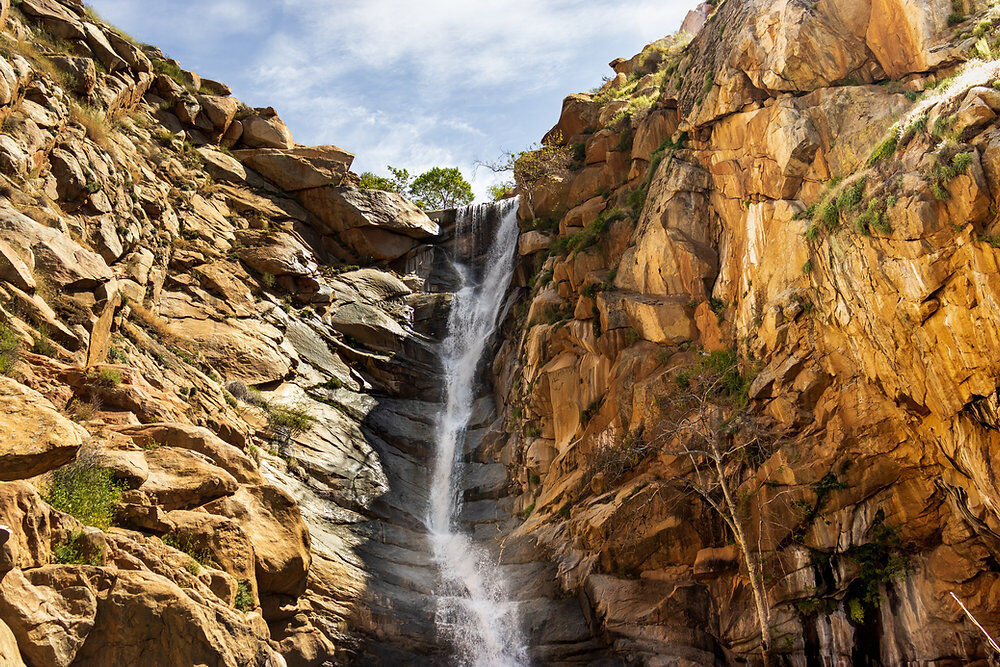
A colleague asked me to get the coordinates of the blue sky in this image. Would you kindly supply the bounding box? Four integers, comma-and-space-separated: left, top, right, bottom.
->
88, 0, 692, 200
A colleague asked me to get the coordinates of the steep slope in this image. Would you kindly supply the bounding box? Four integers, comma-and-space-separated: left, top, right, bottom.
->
494, 0, 1000, 662
0, 1, 465, 664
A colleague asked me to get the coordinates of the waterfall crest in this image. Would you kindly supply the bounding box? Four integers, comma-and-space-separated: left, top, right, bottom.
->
427, 198, 527, 666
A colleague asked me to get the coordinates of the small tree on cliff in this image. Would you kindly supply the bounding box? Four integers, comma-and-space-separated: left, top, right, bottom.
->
478, 131, 573, 219
358, 165, 474, 210
655, 351, 778, 661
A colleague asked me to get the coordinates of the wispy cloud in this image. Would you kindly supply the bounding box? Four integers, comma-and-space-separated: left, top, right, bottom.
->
90, 0, 693, 199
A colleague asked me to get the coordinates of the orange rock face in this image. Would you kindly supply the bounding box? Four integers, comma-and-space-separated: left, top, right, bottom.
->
499, 0, 1000, 662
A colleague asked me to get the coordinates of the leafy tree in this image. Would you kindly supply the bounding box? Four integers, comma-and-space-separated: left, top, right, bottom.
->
358, 165, 474, 211
358, 165, 412, 194
410, 167, 474, 210
488, 182, 515, 201
479, 131, 573, 218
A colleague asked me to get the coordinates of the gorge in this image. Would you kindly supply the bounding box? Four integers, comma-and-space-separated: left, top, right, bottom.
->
6, 0, 1000, 665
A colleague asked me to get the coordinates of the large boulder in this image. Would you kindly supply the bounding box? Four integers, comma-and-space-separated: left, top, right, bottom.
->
163, 509, 257, 590
0, 239, 34, 292
299, 186, 439, 238
204, 485, 311, 596
71, 569, 281, 666
0, 481, 67, 570
0, 204, 111, 288
196, 147, 247, 183
240, 108, 294, 149
114, 423, 262, 484
234, 230, 318, 278
0, 378, 86, 481
299, 186, 439, 261
236, 145, 354, 191
18, 0, 85, 40
167, 317, 291, 385
82, 22, 127, 73
328, 301, 409, 354
137, 447, 239, 511
544, 94, 601, 143
0, 567, 97, 667
197, 95, 238, 132
0, 617, 23, 667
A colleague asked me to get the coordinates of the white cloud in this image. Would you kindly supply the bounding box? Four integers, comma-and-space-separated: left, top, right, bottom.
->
89, 0, 694, 201
266, 0, 689, 92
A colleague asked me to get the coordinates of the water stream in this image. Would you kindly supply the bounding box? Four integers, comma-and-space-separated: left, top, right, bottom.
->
427, 198, 527, 666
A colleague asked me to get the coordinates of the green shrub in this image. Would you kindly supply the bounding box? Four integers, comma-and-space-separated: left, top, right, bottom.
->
96, 367, 123, 386
30, 326, 55, 357
867, 134, 897, 166
43, 461, 122, 529
804, 224, 820, 241
932, 115, 954, 139
234, 579, 254, 611
836, 178, 866, 211
842, 518, 909, 624
267, 404, 316, 434
566, 208, 625, 255
871, 212, 892, 235
0, 323, 20, 376
52, 530, 102, 565
161, 532, 214, 569
948, 12, 966, 25
820, 200, 840, 230
952, 151, 973, 174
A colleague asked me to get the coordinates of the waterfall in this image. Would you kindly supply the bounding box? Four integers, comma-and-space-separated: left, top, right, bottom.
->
427, 198, 527, 666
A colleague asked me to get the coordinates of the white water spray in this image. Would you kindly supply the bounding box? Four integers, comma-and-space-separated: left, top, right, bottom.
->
427, 198, 527, 666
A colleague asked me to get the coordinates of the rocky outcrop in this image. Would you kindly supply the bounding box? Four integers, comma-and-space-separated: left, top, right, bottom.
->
0, 378, 84, 480
235, 145, 354, 191
491, 0, 1000, 663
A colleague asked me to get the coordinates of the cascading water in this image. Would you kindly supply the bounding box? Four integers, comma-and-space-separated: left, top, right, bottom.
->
427, 198, 528, 666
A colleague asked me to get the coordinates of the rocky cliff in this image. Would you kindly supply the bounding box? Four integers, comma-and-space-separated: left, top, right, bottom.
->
495, 0, 1000, 663
3, 0, 1000, 664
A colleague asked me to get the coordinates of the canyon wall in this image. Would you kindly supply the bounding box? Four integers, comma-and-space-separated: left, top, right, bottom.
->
4, 0, 1000, 664
492, 0, 1000, 662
